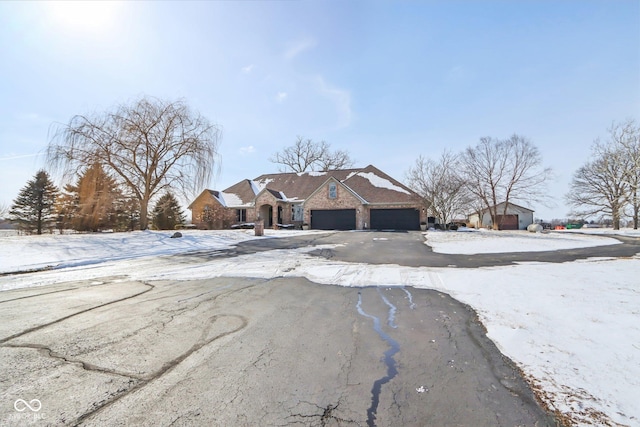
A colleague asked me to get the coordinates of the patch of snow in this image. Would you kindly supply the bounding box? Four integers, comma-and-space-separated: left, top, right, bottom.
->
253, 178, 273, 192
218, 191, 246, 207
344, 171, 357, 181
297, 171, 326, 177
356, 172, 411, 194
423, 230, 621, 254
249, 180, 261, 195
560, 228, 640, 238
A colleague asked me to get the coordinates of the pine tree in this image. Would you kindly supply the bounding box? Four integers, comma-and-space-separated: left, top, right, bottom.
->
56, 163, 125, 232
152, 192, 185, 230
10, 170, 59, 234
115, 195, 141, 232
54, 183, 79, 233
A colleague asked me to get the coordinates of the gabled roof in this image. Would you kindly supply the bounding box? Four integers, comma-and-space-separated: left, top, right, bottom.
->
341, 165, 417, 204
192, 165, 421, 208
219, 179, 258, 207
252, 169, 360, 201
306, 176, 368, 204
251, 165, 419, 204
478, 201, 534, 213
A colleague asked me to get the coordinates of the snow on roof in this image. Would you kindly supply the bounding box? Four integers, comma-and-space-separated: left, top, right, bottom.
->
344, 171, 357, 181
356, 172, 411, 194
216, 191, 248, 208
253, 178, 273, 192
249, 180, 261, 195
296, 171, 327, 177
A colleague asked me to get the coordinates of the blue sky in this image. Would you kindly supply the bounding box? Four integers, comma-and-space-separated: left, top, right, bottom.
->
1, 1, 638, 221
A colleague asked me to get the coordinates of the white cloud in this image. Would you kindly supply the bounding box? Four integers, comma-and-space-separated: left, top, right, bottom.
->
239, 146, 255, 155
241, 64, 255, 74
314, 76, 352, 129
275, 92, 288, 103
283, 38, 316, 60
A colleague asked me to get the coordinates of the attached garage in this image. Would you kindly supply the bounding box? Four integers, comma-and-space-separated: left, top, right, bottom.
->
496, 214, 518, 230
370, 208, 420, 231
310, 209, 356, 230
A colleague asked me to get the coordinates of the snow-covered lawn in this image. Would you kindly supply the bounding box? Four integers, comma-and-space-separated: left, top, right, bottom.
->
1, 228, 639, 426
424, 228, 623, 254
0, 229, 325, 274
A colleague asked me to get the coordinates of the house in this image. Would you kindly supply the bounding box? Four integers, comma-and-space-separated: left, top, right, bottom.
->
467, 202, 534, 230
189, 165, 426, 231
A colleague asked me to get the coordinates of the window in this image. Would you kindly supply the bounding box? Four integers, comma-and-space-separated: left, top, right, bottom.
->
236, 209, 246, 222
328, 182, 337, 199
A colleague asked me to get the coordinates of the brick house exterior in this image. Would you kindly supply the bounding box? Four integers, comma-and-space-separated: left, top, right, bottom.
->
189, 165, 426, 230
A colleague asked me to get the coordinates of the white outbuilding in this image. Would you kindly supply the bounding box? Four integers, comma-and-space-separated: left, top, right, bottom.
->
468, 202, 535, 230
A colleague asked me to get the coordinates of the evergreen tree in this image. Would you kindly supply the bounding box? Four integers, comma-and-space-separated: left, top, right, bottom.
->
56, 163, 124, 232
54, 183, 79, 233
152, 192, 185, 230
115, 195, 141, 231
10, 170, 59, 234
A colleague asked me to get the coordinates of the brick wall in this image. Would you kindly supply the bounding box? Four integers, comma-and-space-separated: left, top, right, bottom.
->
255, 191, 293, 229
190, 191, 253, 229
304, 180, 366, 228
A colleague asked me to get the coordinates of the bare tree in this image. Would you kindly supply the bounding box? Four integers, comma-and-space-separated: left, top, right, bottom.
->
315, 147, 354, 171
609, 119, 640, 229
566, 121, 638, 230
566, 151, 628, 230
459, 135, 552, 230
46, 96, 221, 230
405, 151, 470, 225
0, 202, 8, 220
270, 136, 354, 172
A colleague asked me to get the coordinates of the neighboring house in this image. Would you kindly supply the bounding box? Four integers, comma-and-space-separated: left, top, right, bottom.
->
189, 165, 426, 230
467, 202, 534, 230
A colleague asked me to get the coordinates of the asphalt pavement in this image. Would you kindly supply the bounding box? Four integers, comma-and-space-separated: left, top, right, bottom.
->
1, 277, 558, 426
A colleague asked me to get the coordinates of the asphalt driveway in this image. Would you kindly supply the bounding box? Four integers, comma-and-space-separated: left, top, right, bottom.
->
231, 230, 640, 268
1, 277, 557, 427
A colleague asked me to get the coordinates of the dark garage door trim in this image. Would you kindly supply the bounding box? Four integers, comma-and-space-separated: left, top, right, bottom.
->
311, 209, 356, 230
370, 208, 420, 231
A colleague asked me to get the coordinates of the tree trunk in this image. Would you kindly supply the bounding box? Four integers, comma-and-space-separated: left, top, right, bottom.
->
139, 199, 149, 230
491, 207, 499, 230
37, 209, 43, 235
36, 193, 43, 235
612, 206, 621, 230
633, 191, 639, 230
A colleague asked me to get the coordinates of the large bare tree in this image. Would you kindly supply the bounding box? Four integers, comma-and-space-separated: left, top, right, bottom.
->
405, 151, 470, 225
566, 121, 638, 230
47, 96, 221, 230
609, 119, 640, 229
460, 135, 552, 230
566, 151, 628, 230
270, 136, 354, 172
